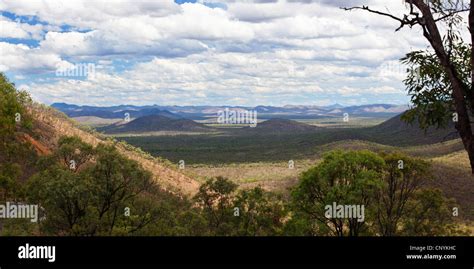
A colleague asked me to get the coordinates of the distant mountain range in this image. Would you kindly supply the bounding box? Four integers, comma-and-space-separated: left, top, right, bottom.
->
52, 103, 409, 120
53, 103, 181, 119
52, 103, 460, 146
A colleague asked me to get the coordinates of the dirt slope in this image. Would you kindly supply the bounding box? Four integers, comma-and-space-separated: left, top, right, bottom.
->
28, 104, 200, 196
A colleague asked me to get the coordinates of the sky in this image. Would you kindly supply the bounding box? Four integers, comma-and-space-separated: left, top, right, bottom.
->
0, 0, 455, 107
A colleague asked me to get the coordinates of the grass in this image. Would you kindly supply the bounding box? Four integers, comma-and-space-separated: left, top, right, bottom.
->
184, 160, 317, 194
298, 116, 387, 128
429, 151, 474, 221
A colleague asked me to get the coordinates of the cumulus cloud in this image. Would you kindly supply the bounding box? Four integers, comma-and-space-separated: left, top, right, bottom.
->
22, 50, 407, 106
0, 0, 181, 29
336, 85, 402, 97
0, 15, 64, 40
0, 0, 446, 106
0, 42, 71, 73
0, 16, 44, 39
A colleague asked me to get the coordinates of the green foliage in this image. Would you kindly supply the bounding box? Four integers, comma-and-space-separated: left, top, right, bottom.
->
291, 150, 456, 236
90, 144, 153, 235
56, 136, 95, 171
21, 135, 216, 236
0, 73, 32, 143
193, 177, 288, 236
402, 188, 457, 236
0, 133, 464, 236
398, 0, 470, 131
292, 150, 384, 236
375, 152, 431, 236
401, 42, 471, 129
233, 187, 286, 236
27, 166, 92, 235
0, 163, 22, 201
26, 137, 157, 235
194, 176, 237, 235
0, 72, 35, 204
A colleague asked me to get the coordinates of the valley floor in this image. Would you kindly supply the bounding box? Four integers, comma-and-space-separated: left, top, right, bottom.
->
180, 139, 474, 225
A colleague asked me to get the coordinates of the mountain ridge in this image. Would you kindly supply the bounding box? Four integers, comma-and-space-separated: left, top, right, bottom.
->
52, 102, 409, 120
99, 114, 212, 134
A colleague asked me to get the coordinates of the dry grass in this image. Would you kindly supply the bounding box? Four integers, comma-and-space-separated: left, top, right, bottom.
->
314, 139, 464, 159
185, 160, 319, 194
429, 151, 474, 221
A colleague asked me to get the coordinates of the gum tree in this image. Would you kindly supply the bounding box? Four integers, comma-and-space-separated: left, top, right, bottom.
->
292, 150, 454, 236
344, 0, 474, 174
291, 150, 385, 236
375, 153, 431, 236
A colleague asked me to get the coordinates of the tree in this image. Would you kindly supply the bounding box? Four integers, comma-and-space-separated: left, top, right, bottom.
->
27, 166, 92, 235
89, 144, 153, 235
55, 136, 95, 172
194, 177, 288, 236
402, 188, 458, 235
344, 1, 474, 174
0, 163, 22, 201
292, 150, 456, 236
401, 42, 470, 133
291, 150, 385, 236
375, 153, 431, 236
193, 176, 237, 235
233, 187, 287, 236
27, 137, 155, 235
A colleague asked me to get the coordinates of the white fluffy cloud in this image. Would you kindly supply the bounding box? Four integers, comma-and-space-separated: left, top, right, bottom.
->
22, 51, 406, 106
1, 0, 460, 106
0, 0, 181, 29
0, 16, 44, 39
0, 42, 71, 73
336, 86, 402, 97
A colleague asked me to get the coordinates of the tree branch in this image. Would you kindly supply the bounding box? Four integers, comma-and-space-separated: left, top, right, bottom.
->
341, 5, 422, 31
434, 8, 469, 22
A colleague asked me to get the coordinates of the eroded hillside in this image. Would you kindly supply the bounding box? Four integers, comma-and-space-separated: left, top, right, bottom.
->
27, 104, 200, 196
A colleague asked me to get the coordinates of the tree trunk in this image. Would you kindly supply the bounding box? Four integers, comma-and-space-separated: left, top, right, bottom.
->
410, 0, 474, 174
469, 0, 474, 173
469, 0, 474, 115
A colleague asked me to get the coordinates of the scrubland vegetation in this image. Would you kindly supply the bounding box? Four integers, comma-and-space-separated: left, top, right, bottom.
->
1, 72, 472, 236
